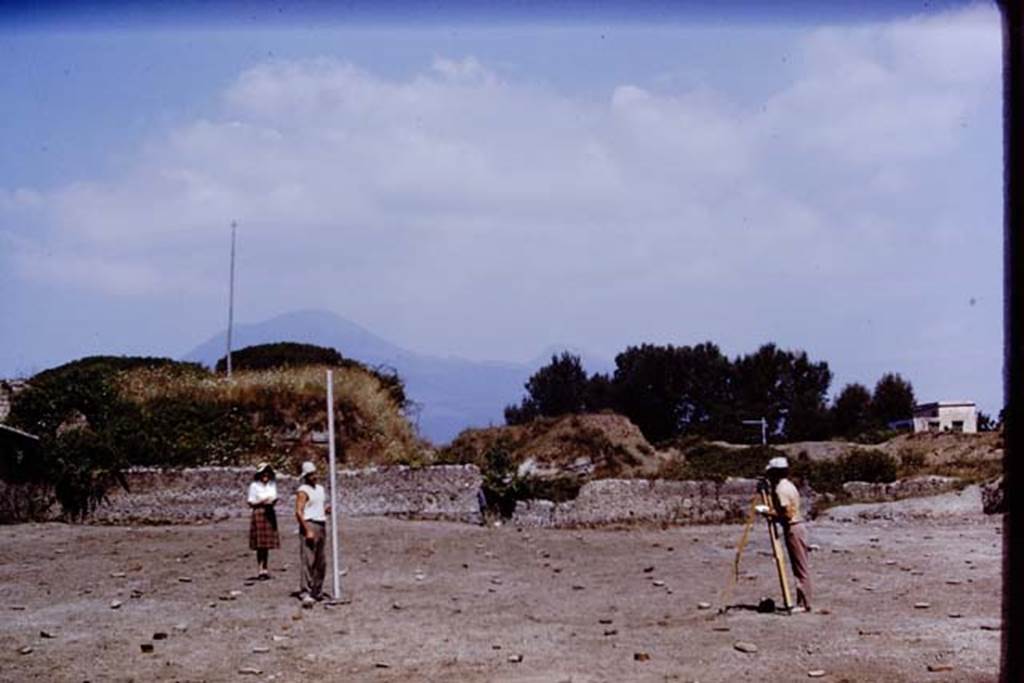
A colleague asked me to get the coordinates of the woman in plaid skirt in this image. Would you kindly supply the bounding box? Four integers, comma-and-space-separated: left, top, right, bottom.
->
247, 462, 280, 579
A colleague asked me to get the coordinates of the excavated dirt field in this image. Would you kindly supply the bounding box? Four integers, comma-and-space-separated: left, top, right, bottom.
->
0, 511, 1002, 682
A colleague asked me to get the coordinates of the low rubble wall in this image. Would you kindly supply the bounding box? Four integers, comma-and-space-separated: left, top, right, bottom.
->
841, 475, 962, 503
510, 478, 774, 528
88, 464, 484, 525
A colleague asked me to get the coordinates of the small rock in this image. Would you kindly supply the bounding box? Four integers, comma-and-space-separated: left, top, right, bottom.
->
884, 560, 897, 566
490, 577, 503, 585
603, 629, 618, 636
129, 589, 144, 599
818, 609, 832, 615
109, 600, 123, 610
807, 670, 826, 678
173, 623, 188, 632
572, 585, 585, 591
808, 544, 820, 551
713, 626, 731, 632
652, 580, 666, 587
643, 566, 655, 573
927, 664, 954, 672
392, 602, 403, 610
140, 643, 154, 654
508, 654, 523, 663
10, 605, 26, 611
252, 646, 270, 653
858, 628, 881, 636
980, 624, 1001, 631
734, 641, 758, 654
18, 646, 33, 655
229, 590, 242, 597
177, 577, 192, 583
110, 571, 127, 578
272, 635, 288, 642
634, 652, 650, 662
914, 602, 931, 609
39, 631, 56, 639
238, 667, 262, 675
946, 580, 962, 585
598, 618, 613, 624
152, 632, 168, 640
697, 602, 711, 610
948, 613, 962, 619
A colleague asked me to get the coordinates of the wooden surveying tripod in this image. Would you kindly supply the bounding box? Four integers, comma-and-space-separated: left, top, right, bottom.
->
759, 483, 794, 611
719, 480, 794, 613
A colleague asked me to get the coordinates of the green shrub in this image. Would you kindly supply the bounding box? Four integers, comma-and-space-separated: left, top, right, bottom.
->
655, 444, 787, 483
792, 448, 898, 494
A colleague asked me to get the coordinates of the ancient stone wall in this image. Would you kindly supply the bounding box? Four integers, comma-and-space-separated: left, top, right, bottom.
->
87, 464, 485, 525
509, 478, 775, 528
841, 475, 962, 503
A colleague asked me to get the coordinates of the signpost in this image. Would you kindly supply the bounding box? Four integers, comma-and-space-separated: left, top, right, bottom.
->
326, 370, 341, 600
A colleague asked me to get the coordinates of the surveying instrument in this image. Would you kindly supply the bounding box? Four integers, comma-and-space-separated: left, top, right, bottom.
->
719, 475, 794, 614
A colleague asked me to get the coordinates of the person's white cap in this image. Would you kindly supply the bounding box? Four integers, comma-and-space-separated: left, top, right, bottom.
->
765, 456, 789, 471
299, 461, 317, 479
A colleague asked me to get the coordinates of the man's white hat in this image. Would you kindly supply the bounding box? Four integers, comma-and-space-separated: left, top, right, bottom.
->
766, 456, 789, 471
299, 461, 317, 479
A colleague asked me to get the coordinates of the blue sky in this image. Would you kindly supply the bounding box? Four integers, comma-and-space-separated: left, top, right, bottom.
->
0, 1, 1004, 415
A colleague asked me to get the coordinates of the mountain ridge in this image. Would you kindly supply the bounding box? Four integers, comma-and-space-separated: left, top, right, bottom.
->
182, 309, 611, 444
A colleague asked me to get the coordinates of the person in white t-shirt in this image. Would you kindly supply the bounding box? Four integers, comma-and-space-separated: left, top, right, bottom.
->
295, 460, 330, 606
761, 456, 813, 613
247, 462, 279, 580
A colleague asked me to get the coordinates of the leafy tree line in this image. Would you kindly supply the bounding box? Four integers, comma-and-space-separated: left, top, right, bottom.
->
504, 345, 917, 444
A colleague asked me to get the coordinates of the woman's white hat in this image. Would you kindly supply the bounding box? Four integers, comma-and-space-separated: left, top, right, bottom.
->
765, 456, 789, 471
255, 461, 273, 474
299, 461, 317, 479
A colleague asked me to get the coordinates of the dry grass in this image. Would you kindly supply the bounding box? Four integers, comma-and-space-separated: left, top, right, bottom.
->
115, 365, 423, 468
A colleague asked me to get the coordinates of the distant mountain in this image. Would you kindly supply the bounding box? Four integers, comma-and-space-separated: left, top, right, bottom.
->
183, 310, 610, 444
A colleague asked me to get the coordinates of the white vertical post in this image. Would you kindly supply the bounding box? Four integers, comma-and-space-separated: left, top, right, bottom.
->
226, 220, 237, 378
326, 369, 341, 599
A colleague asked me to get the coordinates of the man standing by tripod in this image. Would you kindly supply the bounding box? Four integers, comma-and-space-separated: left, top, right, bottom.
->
759, 456, 813, 613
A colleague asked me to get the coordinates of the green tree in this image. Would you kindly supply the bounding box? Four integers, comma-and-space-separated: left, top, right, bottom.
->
609, 342, 733, 443
730, 344, 832, 442
505, 352, 589, 425
871, 373, 915, 426
831, 383, 873, 438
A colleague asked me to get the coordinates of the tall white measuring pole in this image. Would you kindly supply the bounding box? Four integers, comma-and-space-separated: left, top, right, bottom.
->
326, 369, 341, 599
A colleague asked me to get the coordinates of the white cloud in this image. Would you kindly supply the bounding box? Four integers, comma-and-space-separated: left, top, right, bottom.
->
0, 6, 1002, 410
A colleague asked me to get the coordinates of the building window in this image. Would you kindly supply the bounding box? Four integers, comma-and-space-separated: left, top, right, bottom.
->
928, 420, 940, 432
952, 420, 964, 433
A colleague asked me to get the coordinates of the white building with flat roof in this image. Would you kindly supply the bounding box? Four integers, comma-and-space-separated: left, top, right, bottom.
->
912, 401, 977, 434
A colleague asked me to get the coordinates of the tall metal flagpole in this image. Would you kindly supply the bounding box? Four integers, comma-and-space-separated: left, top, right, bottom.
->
326, 369, 341, 599
226, 220, 237, 378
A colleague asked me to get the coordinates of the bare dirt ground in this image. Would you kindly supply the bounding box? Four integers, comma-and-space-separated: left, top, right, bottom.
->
0, 510, 1001, 682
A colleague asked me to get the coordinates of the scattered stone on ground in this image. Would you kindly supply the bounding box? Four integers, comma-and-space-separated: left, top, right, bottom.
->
734, 641, 758, 654
139, 643, 154, 654
39, 631, 55, 639
927, 663, 954, 672
152, 632, 167, 640
109, 600, 122, 610
18, 646, 33, 655
697, 602, 711, 610
634, 652, 650, 662
807, 671, 826, 678
914, 602, 931, 609
238, 667, 262, 675
508, 654, 524, 663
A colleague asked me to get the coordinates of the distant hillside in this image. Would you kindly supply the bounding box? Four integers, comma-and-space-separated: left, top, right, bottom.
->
183, 310, 612, 444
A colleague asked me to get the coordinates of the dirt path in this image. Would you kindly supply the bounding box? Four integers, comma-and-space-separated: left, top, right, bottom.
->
0, 513, 1001, 682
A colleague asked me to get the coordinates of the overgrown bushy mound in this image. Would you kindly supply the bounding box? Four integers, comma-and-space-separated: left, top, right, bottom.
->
4, 353, 423, 520
442, 413, 663, 479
